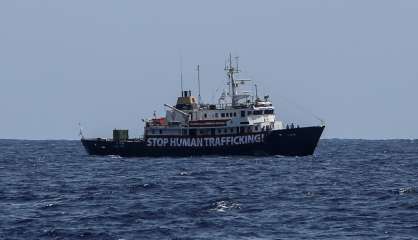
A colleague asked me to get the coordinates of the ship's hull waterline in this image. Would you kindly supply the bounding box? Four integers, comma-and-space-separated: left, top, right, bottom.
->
81, 126, 325, 157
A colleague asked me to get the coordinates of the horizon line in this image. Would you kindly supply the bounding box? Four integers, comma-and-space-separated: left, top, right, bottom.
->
0, 137, 417, 141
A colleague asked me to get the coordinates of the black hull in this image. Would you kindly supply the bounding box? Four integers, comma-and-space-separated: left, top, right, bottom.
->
81, 126, 324, 157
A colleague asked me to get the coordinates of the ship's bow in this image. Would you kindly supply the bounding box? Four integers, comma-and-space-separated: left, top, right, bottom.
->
264, 126, 325, 156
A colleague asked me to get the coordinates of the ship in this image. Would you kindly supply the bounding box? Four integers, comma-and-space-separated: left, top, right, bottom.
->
81, 55, 325, 157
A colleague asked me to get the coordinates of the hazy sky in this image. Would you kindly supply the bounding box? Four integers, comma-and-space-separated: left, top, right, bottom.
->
1, 0, 417, 139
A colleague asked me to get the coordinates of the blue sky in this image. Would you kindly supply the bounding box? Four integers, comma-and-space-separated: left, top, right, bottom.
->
1, 0, 417, 139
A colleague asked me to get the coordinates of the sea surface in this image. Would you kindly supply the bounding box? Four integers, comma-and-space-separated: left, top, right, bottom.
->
1, 139, 418, 240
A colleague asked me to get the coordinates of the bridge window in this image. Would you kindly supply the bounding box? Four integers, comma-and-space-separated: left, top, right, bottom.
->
221, 113, 225, 117
215, 113, 219, 118
247, 111, 252, 115
264, 109, 274, 114
253, 110, 263, 115
233, 112, 237, 117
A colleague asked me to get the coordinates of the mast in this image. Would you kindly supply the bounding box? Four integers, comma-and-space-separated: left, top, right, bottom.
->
180, 55, 184, 96
225, 53, 239, 106
197, 64, 201, 104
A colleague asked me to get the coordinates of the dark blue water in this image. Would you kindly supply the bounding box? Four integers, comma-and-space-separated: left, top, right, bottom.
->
1, 139, 418, 239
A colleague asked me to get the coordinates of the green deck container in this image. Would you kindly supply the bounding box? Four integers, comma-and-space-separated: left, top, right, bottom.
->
113, 129, 129, 142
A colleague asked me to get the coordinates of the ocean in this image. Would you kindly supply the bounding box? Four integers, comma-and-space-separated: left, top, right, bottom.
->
1, 139, 418, 239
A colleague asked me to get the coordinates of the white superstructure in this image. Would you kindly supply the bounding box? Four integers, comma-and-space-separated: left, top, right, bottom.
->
144, 55, 284, 137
